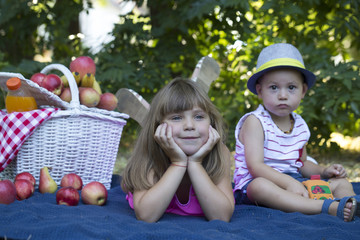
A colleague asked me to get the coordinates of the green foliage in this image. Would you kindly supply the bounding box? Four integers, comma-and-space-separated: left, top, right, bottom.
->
1, 0, 360, 155
0, 0, 92, 109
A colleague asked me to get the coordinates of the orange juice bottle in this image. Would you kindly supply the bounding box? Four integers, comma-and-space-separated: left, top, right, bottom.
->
5, 77, 37, 113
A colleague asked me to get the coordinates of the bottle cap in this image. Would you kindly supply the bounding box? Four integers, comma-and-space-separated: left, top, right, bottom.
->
6, 77, 22, 90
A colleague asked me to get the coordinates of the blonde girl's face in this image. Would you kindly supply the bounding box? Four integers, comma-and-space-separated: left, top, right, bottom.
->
162, 106, 211, 156
256, 69, 308, 118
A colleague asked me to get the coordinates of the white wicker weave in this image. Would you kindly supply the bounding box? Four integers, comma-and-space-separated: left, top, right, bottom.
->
0, 64, 128, 189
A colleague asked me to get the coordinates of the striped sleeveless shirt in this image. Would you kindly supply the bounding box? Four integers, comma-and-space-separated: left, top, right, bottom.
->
233, 105, 310, 191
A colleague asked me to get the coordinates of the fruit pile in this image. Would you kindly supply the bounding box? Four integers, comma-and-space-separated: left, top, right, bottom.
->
30, 56, 118, 111
0, 168, 108, 207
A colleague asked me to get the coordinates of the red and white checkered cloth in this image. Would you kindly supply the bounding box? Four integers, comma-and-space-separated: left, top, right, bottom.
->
0, 108, 59, 172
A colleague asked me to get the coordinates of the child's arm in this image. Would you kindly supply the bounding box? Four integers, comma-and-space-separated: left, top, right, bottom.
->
300, 148, 324, 178
240, 115, 308, 197
132, 165, 186, 223
322, 164, 347, 178
301, 156, 347, 179
132, 123, 188, 223
187, 128, 234, 222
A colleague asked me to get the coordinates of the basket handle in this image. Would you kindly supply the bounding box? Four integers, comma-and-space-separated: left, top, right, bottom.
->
40, 64, 80, 109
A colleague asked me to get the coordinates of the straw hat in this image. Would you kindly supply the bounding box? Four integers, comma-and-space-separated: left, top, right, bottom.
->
247, 43, 316, 95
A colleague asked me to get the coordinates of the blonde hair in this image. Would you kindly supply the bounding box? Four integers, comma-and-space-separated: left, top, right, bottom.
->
121, 77, 228, 193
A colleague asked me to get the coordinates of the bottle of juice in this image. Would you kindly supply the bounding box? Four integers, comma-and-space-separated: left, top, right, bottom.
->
5, 77, 38, 113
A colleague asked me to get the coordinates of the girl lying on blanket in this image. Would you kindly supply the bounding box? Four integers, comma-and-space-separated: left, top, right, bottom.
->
120, 77, 234, 223
233, 43, 360, 222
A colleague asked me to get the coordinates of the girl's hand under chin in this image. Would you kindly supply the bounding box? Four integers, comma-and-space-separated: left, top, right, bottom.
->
188, 126, 220, 164
154, 123, 187, 164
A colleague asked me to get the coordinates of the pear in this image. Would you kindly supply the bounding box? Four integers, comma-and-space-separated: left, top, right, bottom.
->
39, 166, 58, 194
92, 79, 102, 95
60, 75, 69, 88
72, 72, 82, 86
81, 73, 95, 88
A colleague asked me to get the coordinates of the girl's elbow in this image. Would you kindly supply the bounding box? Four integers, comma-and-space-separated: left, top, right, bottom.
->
135, 210, 161, 223
207, 212, 233, 222
136, 216, 158, 223
223, 208, 235, 222
206, 207, 234, 222
217, 214, 233, 222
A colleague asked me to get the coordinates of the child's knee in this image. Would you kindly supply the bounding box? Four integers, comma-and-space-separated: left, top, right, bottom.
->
247, 177, 272, 198
329, 177, 352, 191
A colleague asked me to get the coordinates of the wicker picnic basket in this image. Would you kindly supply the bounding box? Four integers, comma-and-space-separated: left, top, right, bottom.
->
0, 64, 128, 189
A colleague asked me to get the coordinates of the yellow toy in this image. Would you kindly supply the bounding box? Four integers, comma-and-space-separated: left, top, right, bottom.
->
302, 175, 334, 200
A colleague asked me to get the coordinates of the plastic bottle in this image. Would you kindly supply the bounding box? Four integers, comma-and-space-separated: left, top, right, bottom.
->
5, 77, 38, 113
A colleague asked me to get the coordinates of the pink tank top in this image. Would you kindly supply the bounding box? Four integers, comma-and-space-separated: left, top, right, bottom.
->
126, 185, 204, 216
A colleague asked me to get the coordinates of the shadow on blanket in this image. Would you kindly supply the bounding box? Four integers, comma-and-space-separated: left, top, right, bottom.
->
1, 176, 360, 240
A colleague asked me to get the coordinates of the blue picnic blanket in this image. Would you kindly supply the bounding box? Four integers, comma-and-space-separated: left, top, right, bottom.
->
1, 176, 360, 240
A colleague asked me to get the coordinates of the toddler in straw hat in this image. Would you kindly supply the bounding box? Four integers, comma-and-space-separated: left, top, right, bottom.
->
233, 43, 360, 222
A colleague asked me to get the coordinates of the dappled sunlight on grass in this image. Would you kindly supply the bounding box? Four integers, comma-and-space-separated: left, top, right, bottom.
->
306, 132, 360, 182
321, 132, 360, 182
328, 132, 360, 152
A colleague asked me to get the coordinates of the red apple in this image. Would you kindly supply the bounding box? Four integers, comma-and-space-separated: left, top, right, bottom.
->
97, 93, 118, 111
41, 74, 63, 96
70, 56, 96, 80
56, 187, 80, 206
15, 172, 36, 187
0, 179, 17, 205
30, 73, 46, 86
81, 181, 108, 206
60, 87, 72, 103
79, 87, 100, 107
60, 173, 83, 190
14, 179, 35, 200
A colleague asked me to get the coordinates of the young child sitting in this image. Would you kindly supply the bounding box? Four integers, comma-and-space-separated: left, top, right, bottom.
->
233, 43, 359, 222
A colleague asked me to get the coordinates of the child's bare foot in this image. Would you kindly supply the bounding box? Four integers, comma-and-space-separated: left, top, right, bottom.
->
343, 201, 355, 222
